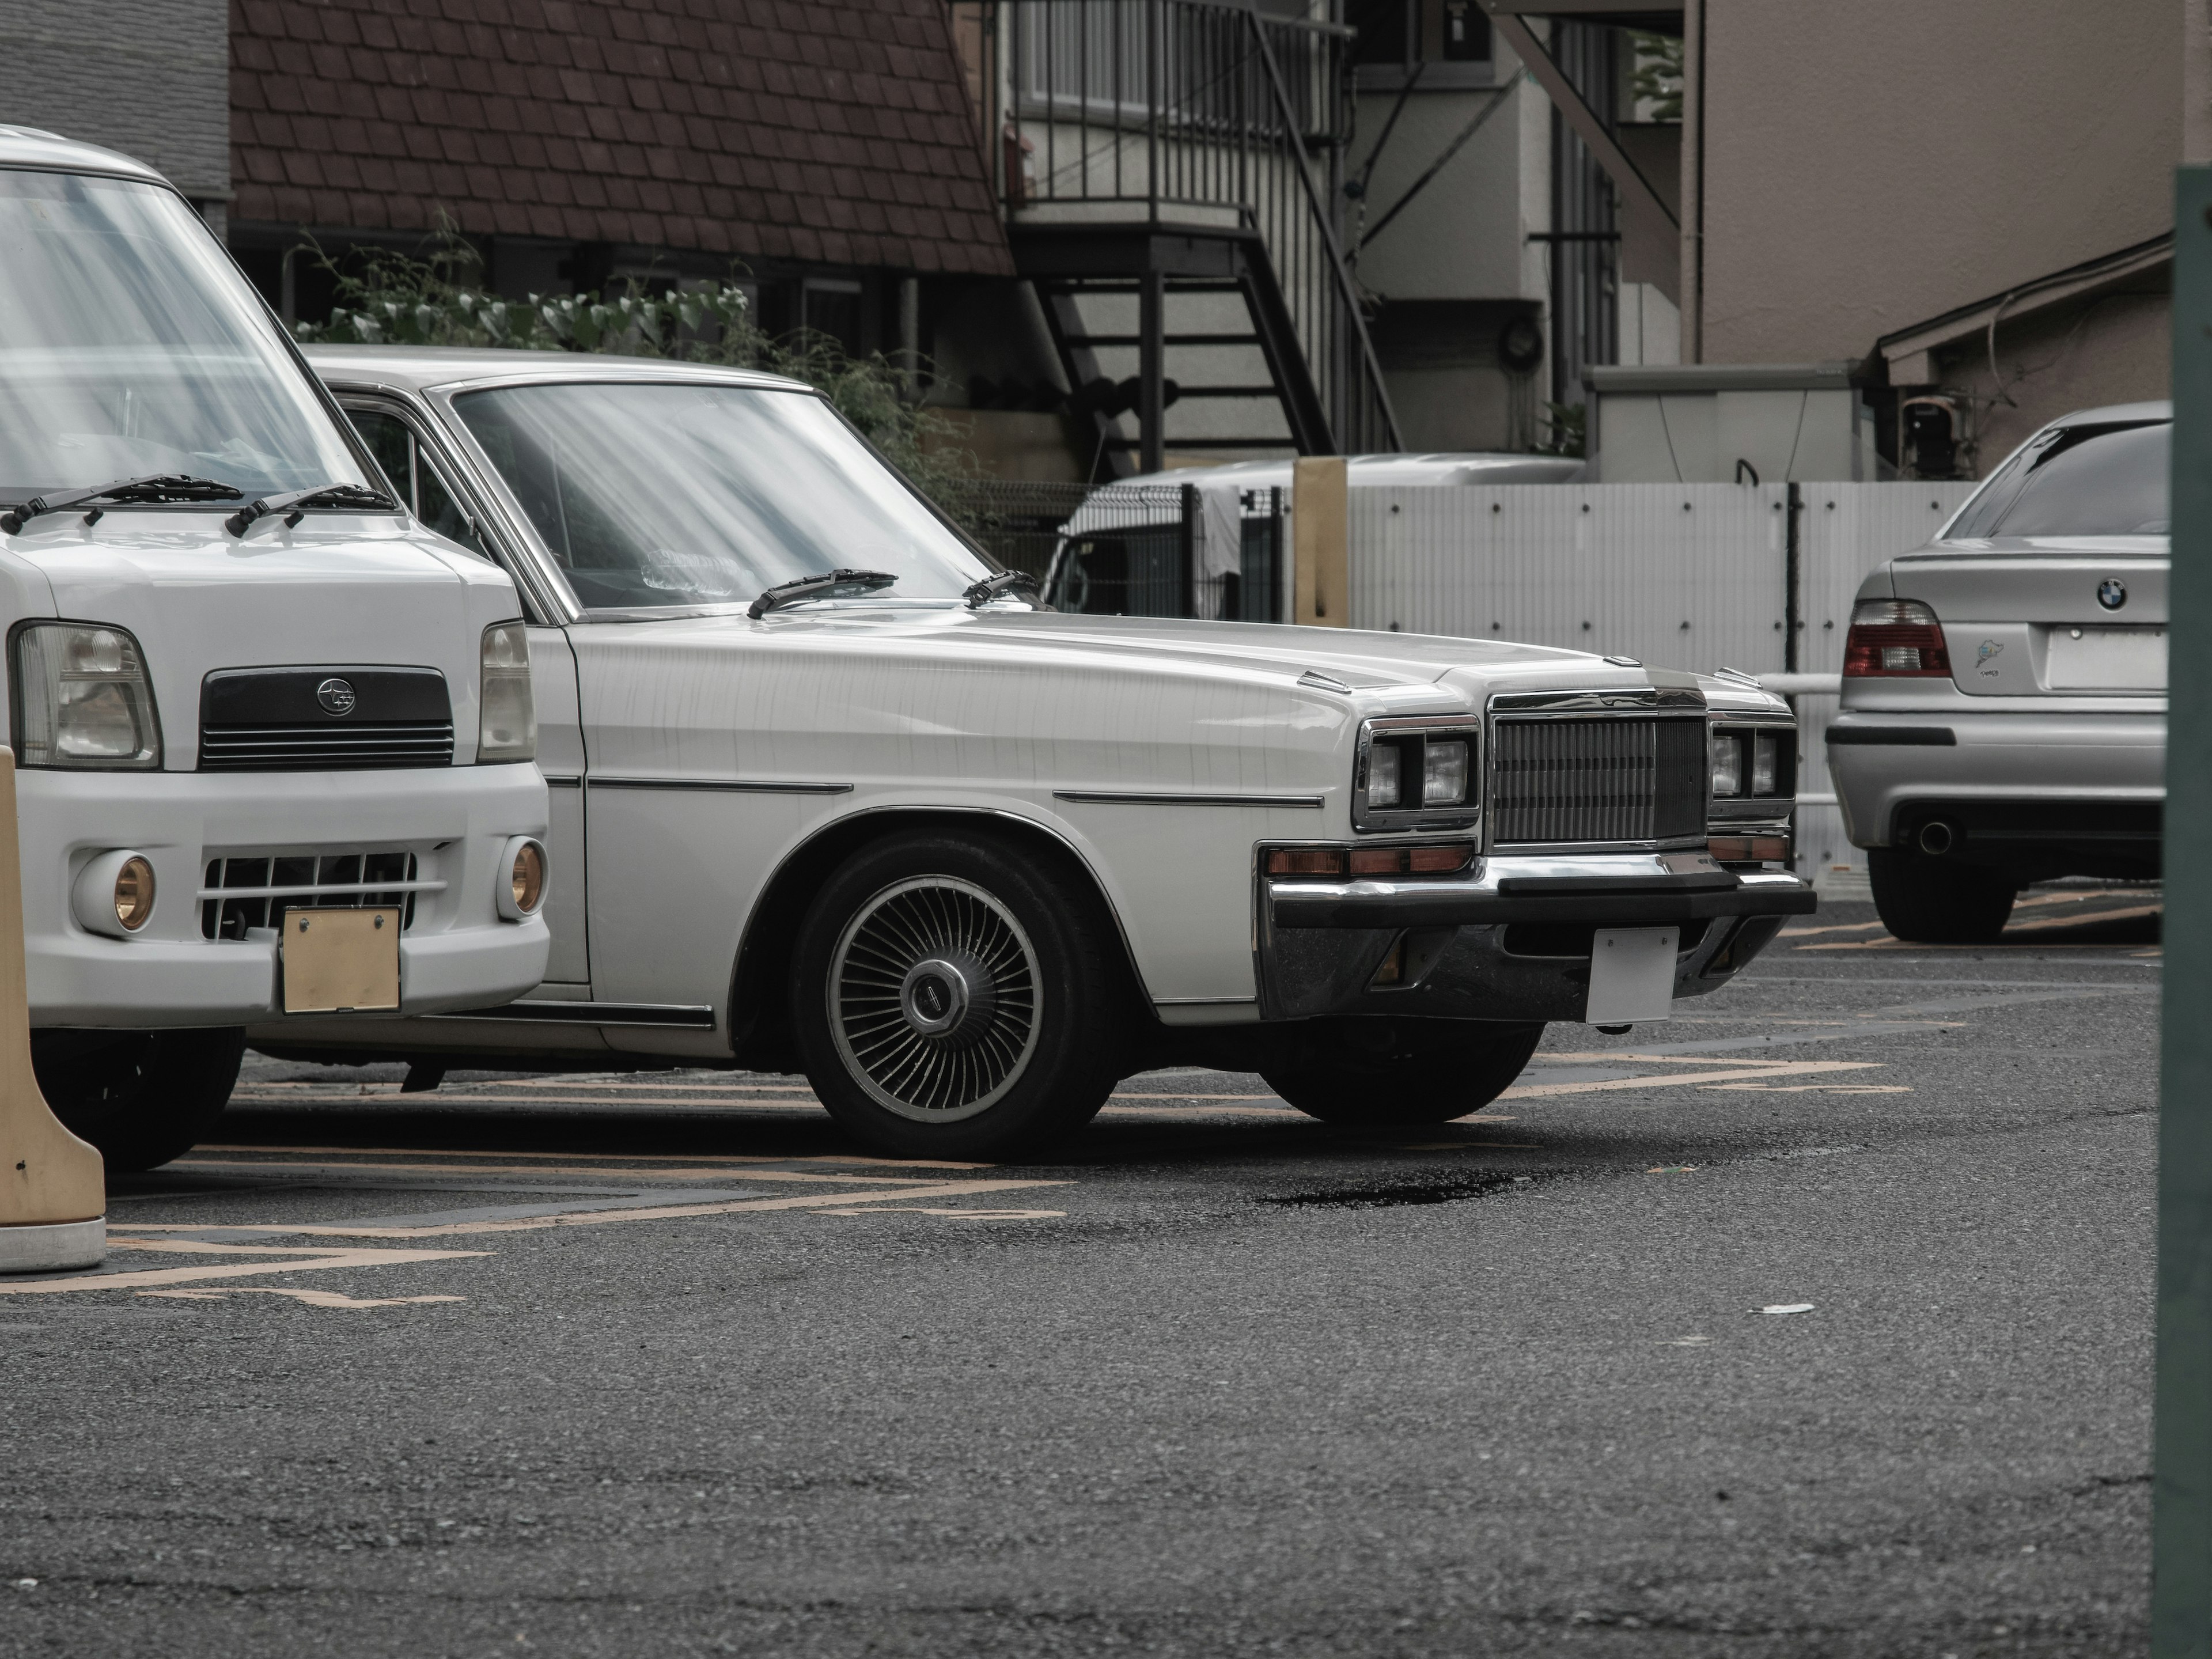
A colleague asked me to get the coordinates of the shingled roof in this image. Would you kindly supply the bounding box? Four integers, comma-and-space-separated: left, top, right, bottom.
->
229, 0, 1014, 276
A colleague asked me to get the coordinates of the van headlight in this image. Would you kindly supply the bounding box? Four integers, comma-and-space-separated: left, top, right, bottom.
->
12, 623, 162, 769
478, 622, 536, 763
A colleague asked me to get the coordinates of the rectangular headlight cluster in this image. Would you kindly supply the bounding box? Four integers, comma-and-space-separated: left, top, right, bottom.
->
1355, 717, 1482, 831
1710, 726, 1792, 799
12, 622, 162, 770
478, 621, 536, 763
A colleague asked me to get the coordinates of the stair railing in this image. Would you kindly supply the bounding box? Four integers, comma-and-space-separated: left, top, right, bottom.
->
979, 0, 1401, 454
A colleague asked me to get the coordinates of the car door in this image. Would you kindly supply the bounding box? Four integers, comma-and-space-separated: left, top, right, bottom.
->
342, 399, 592, 989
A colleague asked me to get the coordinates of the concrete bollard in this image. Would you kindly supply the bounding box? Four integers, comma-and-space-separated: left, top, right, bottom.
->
0, 749, 104, 1272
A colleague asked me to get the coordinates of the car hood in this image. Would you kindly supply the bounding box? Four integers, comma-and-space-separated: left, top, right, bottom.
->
0, 511, 522, 766
619, 604, 1675, 713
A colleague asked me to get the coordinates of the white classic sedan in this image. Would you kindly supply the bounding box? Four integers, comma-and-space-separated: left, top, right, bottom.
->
264, 347, 1814, 1157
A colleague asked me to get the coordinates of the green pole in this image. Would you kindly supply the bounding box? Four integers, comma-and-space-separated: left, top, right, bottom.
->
2159, 164, 2212, 1658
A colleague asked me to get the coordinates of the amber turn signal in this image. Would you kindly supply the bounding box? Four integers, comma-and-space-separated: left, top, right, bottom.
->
1709, 835, 1790, 863
1267, 845, 1474, 877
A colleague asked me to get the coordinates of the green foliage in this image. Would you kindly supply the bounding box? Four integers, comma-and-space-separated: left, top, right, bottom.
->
1539, 400, 1586, 459
291, 232, 978, 498
1629, 31, 1683, 123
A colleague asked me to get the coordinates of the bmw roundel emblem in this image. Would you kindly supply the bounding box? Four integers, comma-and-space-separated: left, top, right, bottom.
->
316, 676, 357, 716
2097, 578, 2127, 611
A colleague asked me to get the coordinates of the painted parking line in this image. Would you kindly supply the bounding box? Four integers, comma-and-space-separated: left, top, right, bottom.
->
0, 1240, 490, 1297
195, 1144, 990, 1171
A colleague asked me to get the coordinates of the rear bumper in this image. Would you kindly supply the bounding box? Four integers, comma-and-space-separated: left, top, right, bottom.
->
22, 764, 550, 1027
1256, 853, 1814, 1023
1825, 709, 2164, 851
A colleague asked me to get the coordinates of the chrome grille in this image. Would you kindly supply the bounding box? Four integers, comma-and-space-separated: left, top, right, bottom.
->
200, 852, 427, 940
1491, 717, 1706, 846
198, 722, 454, 771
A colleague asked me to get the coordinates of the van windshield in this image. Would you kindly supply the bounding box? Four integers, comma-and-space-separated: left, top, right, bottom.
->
453, 380, 990, 612
1946, 420, 2170, 539
0, 170, 369, 502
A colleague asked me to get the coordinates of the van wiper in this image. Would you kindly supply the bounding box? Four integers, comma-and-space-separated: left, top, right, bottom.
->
963, 569, 1043, 608
226, 482, 398, 537
748, 569, 898, 619
1, 474, 244, 534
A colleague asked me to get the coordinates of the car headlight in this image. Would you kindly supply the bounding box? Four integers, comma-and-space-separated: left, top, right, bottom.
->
1354, 717, 1482, 831
478, 622, 536, 763
1711, 732, 1743, 797
12, 622, 162, 769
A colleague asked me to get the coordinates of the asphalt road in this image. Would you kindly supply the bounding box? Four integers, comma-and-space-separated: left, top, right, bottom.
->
0, 888, 2160, 1657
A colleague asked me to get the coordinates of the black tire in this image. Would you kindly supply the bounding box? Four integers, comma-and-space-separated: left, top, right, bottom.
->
1262, 1017, 1544, 1126
1868, 846, 2016, 944
791, 831, 1124, 1158
32, 1028, 244, 1172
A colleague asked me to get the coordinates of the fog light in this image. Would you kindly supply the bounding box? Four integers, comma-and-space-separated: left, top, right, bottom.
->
497, 836, 549, 921
71, 848, 156, 938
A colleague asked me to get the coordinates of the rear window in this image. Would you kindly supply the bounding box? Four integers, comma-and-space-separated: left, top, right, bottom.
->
1946, 420, 2169, 539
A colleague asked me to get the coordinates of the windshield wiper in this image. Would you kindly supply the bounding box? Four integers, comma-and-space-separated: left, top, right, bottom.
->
963, 569, 1043, 609
748, 569, 899, 619
226, 482, 399, 537
1, 474, 244, 535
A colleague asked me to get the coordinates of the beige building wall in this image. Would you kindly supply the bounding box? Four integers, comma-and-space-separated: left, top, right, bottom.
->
1696, 0, 2178, 366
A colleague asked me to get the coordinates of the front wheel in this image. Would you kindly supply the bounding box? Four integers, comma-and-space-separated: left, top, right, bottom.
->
1262, 1018, 1544, 1127
792, 832, 1124, 1158
32, 1028, 245, 1172
1868, 846, 2016, 944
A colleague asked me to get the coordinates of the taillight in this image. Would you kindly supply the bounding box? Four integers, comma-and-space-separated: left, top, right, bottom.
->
1843, 599, 1952, 677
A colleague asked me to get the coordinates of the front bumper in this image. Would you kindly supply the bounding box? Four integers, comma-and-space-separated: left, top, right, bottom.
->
1826, 709, 2164, 849
1256, 853, 1814, 1023
22, 764, 550, 1027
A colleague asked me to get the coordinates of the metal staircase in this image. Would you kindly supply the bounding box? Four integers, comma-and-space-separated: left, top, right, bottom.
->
972, 0, 1400, 476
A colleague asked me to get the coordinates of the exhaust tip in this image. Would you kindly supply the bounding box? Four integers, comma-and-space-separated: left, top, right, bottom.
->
1917, 820, 1956, 857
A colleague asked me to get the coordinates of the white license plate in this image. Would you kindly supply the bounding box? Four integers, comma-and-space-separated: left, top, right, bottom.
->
2047, 626, 2165, 690
282, 907, 401, 1014
1585, 927, 1677, 1024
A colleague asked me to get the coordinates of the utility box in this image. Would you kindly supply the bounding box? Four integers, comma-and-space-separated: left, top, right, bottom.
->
1586, 363, 1880, 483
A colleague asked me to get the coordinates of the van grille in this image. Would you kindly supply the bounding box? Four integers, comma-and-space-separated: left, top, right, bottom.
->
198, 722, 454, 771
200, 852, 422, 940
1491, 717, 1706, 846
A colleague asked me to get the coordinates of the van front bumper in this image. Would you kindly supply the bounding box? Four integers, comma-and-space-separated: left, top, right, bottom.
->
1256, 853, 1814, 1023
22, 764, 550, 1027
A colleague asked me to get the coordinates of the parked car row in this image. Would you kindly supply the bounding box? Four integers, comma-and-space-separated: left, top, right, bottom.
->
5, 128, 1814, 1169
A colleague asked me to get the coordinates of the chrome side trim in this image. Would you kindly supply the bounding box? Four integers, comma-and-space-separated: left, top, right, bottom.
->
592, 777, 854, 795
423, 999, 718, 1028
1054, 790, 1324, 808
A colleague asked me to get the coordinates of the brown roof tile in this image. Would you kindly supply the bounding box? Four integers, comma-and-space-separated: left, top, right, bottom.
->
232, 0, 1007, 276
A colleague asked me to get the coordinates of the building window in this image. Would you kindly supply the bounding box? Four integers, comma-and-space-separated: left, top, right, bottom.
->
1353, 0, 1493, 89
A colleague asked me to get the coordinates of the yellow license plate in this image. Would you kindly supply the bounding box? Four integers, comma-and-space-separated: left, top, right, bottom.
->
282, 908, 401, 1014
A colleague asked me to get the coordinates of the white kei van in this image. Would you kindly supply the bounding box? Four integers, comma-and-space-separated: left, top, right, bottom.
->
0, 128, 550, 1166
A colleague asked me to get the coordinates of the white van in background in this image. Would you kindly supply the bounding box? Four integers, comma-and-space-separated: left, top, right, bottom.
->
0, 128, 550, 1167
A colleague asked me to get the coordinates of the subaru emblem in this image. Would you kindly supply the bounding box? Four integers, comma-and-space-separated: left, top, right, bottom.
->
2097, 578, 2127, 611
316, 676, 357, 716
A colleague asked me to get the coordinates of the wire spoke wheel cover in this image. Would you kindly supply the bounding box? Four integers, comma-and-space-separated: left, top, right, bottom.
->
827, 874, 1043, 1122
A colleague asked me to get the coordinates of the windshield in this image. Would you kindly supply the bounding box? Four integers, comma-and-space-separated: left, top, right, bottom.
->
1946, 420, 2170, 539
0, 170, 370, 502
452, 381, 990, 611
